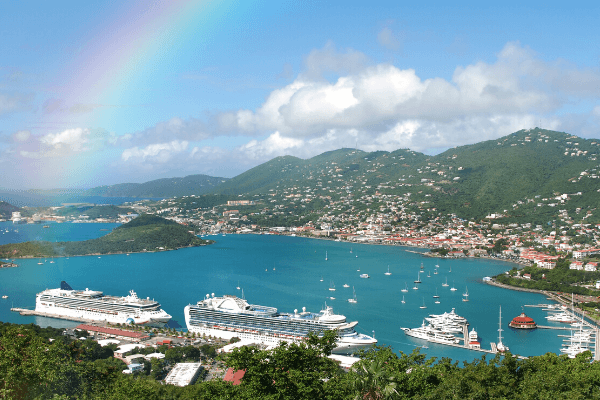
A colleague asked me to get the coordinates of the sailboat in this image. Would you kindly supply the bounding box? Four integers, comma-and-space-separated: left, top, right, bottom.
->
420, 298, 427, 309
401, 282, 409, 293
442, 277, 449, 287
433, 288, 440, 298
325, 251, 328, 261
462, 286, 469, 302
427, 271, 431, 278
385, 265, 392, 276
420, 263, 424, 270
320, 276, 324, 282
414, 271, 421, 284
350, 247, 353, 254
348, 286, 357, 303
236, 281, 241, 290
450, 281, 457, 291
497, 306, 509, 352
329, 281, 336, 291
434, 268, 438, 275
401, 295, 405, 304
37, 258, 43, 265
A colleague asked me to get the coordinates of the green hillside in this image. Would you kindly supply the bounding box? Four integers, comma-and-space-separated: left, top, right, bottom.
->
0, 201, 19, 219
83, 174, 229, 198
0, 214, 211, 258
204, 128, 600, 223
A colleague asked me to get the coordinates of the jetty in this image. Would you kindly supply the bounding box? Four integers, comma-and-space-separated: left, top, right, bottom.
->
11, 308, 97, 324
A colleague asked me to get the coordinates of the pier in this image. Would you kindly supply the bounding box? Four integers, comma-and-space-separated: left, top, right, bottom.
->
10, 308, 98, 324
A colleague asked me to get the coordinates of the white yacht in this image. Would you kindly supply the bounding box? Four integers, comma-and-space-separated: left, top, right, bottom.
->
402, 321, 460, 345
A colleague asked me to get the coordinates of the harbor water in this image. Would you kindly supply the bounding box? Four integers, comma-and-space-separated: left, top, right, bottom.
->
0, 221, 568, 362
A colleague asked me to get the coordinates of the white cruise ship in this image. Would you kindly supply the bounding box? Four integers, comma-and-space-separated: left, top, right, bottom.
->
35, 281, 171, 326
184, 293, 377, 354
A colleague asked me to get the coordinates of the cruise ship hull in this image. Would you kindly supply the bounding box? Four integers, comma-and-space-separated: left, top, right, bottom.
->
35, 283, 171, 327
184, 295, 376, 354
34, 301, 170, 326
184, 315, 374, 354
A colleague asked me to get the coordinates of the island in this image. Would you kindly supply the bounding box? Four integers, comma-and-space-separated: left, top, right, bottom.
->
0, 214, 212, 258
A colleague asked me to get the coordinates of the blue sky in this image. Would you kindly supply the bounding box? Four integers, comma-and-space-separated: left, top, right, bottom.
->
1, 1, 599, 189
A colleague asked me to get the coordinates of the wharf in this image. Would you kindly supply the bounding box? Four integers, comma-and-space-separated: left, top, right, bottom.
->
537, 325, 579, 330
11, 308, 97, 324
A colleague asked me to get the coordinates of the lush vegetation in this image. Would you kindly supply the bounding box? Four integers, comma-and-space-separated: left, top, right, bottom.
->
0, 201, 19, 219
83, 174, 229, 198
3, 323, 600, 399
495, 259, 600, 295
0, 214, 211, 258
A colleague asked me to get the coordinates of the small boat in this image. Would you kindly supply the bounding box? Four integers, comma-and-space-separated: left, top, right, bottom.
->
325, 251, 328, 261
401, 295, 405, 304
462, 287, 469, 302
412, 285, 419, 290
414, 271, 421, 284
348, 287, 357, 303
320, 277, 324, 282
343, 283, 349, 288
360, 273, 370, 279
433, 288, 440, 299
442, 277, 449, 287
427, 271, 431, 278
1, 295, 7, 299
420, 263, 424, 270
433, 269, 438, 275
450, 281, 457, 291
449, 266, 452, 273
401, 282, 409, 293
420, 298, 427, 309
385, 265, 392, 276
350, 247, 353, 254
329, 281, 336, 291
329, 297, 336, 300
434, 299, 440, 304
236, 281, 241, 290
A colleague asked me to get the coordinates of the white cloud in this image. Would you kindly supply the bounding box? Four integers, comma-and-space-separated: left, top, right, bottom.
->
119, 117, 209, 147
237, 131, 303, 160
40, 128, 90, 151
377, 27, 402, 51
13, 130, 30, 142
121, 140, 189, 164
0, 92, 34, 115
216, 41, 600, 155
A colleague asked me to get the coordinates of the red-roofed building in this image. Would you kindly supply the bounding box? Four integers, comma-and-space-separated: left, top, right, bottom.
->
75, 324, 150, 342
509, 313, 537, 329
223, 368, 246, 385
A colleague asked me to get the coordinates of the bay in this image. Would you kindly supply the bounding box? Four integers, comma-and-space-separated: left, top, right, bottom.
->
0, 221, 566, 362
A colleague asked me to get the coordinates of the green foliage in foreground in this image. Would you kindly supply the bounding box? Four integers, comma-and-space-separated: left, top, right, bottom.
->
0, 214, 211, 258
3, 324, 600, 399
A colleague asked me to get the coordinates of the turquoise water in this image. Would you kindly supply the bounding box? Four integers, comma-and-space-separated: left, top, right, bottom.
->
0, 222, 567, 362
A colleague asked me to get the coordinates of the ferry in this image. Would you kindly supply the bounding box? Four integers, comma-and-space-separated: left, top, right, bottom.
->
184, 293, 377, 354
35, 281, 171, 326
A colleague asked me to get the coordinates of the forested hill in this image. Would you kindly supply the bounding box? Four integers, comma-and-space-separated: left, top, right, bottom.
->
0, 214, 211, 258
0, 201, 19, 219
207, 128, 600, 221
82, 174, 229, 198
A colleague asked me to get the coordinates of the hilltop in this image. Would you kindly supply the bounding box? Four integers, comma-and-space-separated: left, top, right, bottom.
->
0, 214, 211, 258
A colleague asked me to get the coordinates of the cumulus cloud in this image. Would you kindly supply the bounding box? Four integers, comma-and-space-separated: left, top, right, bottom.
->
216, 41, 600, 157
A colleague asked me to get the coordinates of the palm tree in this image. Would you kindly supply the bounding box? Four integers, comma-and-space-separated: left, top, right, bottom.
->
353, 359, 399, 400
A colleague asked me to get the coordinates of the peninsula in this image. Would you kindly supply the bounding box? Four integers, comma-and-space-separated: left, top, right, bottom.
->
0, 214, 212, 258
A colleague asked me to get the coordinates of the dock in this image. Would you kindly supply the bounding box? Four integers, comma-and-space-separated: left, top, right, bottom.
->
10, 308, 98, 324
